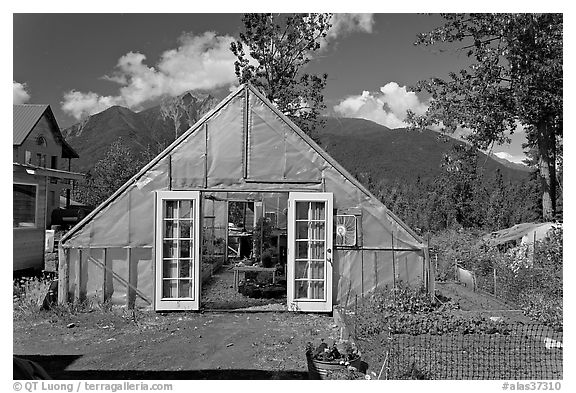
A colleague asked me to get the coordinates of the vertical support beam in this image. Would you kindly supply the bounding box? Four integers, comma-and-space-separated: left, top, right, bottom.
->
57, 246, 69, 304
168, 154, 172, 190
224, 193, 229, 263
75, 248, 82, 303
360, 250, 364, 298
373, 252, 378, 291
242, 86, 249, 179
204, 123, 208, 188
102, 248, 107, 303
127, 247, 134, 309
391, 234, 396, 288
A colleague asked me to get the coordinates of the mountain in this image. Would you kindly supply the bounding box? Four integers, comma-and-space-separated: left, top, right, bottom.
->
62, 104, 530, 185
316, 117, 530, 184
489, 153, 531, 173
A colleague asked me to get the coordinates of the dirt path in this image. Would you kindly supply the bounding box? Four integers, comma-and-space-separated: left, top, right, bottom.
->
14, 310, 339, 379
201, 266, 286, 311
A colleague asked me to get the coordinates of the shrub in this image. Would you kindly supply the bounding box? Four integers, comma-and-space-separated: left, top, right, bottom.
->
13, 276, 52, 318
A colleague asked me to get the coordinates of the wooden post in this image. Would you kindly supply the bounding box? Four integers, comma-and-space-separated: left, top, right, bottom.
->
493, 267, 497, 296
57, 247, 69, 304
204, 123, 208, 188
168, 154, 172, 190
373, 252, 378, 291
102, 248, 107, 303
391, 233, 396, 288
360, 250, 364, 298
127, 247, 134, 309
75, 249, 82, 303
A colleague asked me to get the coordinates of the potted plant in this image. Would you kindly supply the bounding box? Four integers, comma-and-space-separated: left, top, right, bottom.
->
305, 339, 362, 380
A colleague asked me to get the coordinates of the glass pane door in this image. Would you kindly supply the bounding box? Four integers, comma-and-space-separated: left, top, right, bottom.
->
294, 201, 326, 300
155, 191, 200, 311
287, 193, 333, 312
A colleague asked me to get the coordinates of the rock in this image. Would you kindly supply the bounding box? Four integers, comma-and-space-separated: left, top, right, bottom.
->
226, 343, 234, 347
66, 323, 76, 328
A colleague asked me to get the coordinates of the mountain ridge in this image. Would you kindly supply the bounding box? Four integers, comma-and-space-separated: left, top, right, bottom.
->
62, 104, 531, 185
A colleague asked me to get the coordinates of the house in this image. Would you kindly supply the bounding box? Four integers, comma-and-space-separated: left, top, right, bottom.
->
13, 104, 84, 272
57, 84, 433, 312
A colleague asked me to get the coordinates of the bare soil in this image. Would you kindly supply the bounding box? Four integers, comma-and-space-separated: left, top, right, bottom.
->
13, 309, 339, 380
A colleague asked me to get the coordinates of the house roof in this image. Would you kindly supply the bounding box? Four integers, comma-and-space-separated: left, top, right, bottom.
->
13, 104, 79, 158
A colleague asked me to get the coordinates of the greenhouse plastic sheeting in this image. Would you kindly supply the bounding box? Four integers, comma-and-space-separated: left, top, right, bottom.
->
130, 248, 154, 308
65, 157, 169, 248
171, 125, 207, 188
59, 84, 428, 310
335, 249, 424, 307
249, 95, 322, 181
206, 94, 243, 187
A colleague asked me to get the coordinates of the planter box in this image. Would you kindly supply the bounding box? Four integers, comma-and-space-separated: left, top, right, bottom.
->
307, 355, 361, 380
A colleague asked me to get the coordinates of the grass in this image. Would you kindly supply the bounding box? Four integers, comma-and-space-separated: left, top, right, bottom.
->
13, 275, 130, 323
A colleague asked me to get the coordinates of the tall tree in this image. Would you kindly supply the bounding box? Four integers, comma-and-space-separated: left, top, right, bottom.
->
408, 14, 562, 220
230, 13, 332, 138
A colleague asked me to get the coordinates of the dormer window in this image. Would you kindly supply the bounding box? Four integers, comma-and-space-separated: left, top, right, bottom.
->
36, 136, 47, 147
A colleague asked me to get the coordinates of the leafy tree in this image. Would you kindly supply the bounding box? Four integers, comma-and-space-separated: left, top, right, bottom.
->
408, 14, 562, 221
230, 13, 332, 138
74, 139, 154, 206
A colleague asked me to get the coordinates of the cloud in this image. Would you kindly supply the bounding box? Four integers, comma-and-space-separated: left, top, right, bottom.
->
333, 82, 428, 129
320, 14, 374, 49
328, 13, 374, 37
61, 91, 125, 120
14, 81, 31, 104
494, 152, 527, 165
62, 32, 238, 120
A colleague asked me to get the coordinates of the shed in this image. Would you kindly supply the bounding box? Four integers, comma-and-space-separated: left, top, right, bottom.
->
58, 84, 432, 312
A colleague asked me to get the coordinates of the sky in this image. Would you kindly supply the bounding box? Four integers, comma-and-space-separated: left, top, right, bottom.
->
13, 12, 534, 163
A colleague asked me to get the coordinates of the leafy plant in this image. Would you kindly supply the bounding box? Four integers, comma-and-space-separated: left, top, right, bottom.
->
13, 276, 52, 318
306, 339, 360, 362
231, 13, 332, 139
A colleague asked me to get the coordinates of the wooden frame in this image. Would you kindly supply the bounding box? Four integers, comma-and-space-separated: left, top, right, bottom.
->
287, 192, 333, 312
155, 191, 201, 311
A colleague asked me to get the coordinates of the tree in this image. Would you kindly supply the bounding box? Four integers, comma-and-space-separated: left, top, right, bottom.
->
230, 13, 332, 138
408, 14, 562, 221
74, 139, 154, 206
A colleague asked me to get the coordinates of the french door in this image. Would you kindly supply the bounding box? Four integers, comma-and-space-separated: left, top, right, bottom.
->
287, 192, 333, 312
155, 191, 201, 311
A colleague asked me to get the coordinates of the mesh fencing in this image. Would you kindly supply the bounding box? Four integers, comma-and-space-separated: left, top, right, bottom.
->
377, 324, 562, 380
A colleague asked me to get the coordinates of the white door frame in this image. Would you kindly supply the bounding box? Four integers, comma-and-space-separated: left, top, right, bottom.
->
155, 191, 201, 311
287, 192, 333, 312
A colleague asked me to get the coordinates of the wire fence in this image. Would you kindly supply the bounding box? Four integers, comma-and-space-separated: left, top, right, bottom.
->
377, 324, 563, 380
